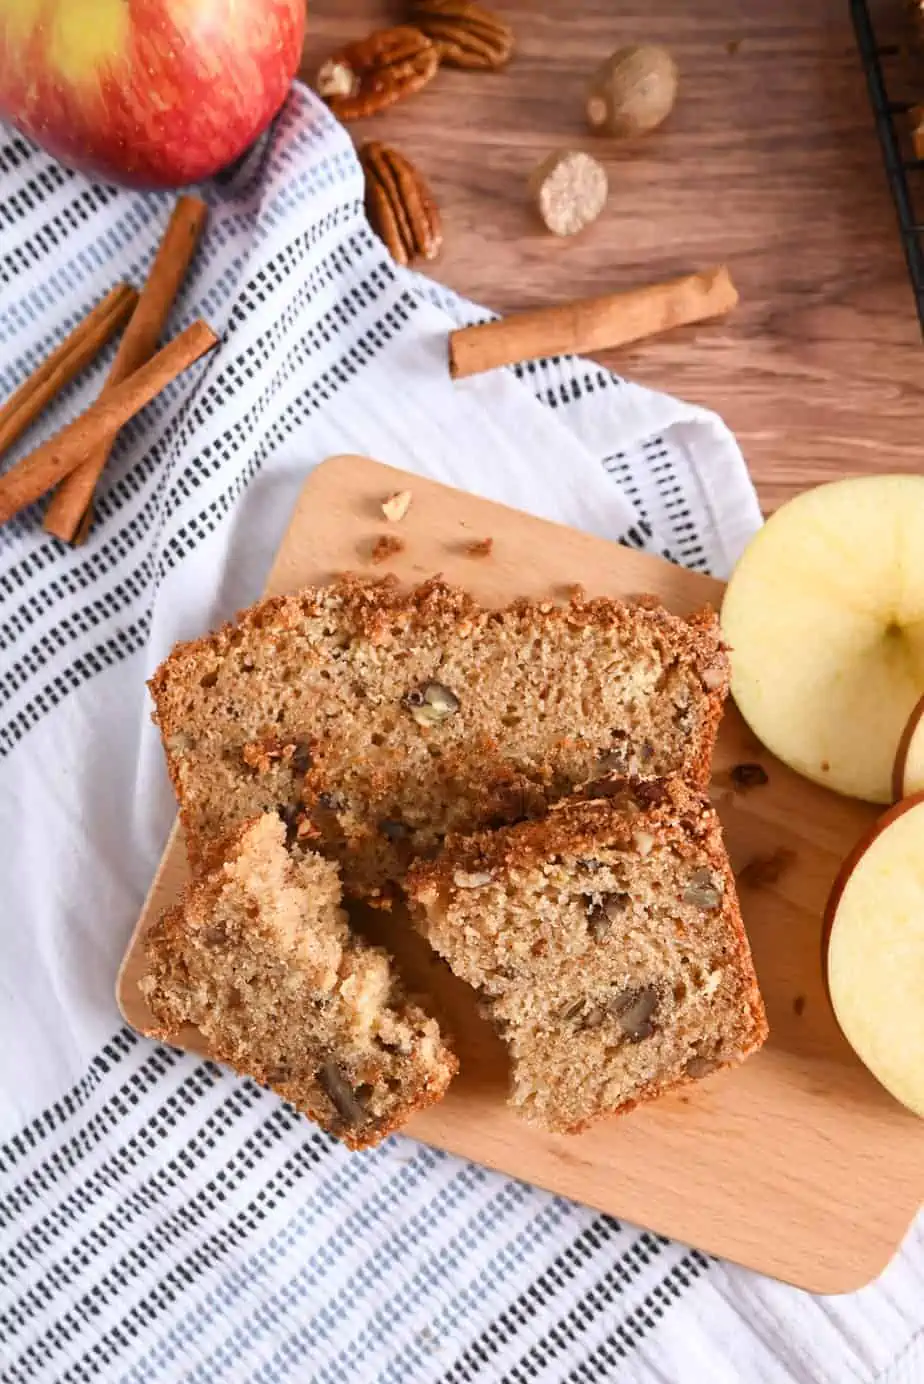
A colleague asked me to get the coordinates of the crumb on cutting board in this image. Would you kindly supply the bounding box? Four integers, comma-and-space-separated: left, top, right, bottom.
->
382, 490, 412, 522
370, 534, 406, 564
736, 848, 796, 890
730, 763, 769, 792
466, 537, 493, 558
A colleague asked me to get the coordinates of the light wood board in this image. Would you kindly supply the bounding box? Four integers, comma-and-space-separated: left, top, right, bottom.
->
118, 454, 924, 1294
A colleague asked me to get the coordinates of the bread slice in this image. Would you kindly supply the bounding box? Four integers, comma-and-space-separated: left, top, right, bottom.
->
406, 777, 768, 1133
149, 575, 729, 903
138, 813, 457, 1148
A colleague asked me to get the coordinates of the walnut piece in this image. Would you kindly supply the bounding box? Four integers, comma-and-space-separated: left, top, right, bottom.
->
403, 680, 461, 725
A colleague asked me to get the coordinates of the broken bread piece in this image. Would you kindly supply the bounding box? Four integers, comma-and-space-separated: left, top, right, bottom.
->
138, 813, 457, 1148
406, 777, 767, 1133
148, 574, 729, 902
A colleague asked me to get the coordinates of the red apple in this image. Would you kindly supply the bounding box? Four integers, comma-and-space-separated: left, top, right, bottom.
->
0, 0, 306, 189
823, 792, 924, 1119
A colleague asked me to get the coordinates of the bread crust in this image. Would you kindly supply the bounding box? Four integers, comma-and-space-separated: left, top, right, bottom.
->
149, 575, 729, 889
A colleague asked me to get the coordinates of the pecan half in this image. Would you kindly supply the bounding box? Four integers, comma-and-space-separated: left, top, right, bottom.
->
360, 142, 443, 265
411, 0, 514, 70
316, 26, 438, 121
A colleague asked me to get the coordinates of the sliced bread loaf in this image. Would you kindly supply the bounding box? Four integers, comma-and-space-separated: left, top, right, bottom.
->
149, 575, 729, 903
406, 776, 767, 1133
138, 812, 457, 1148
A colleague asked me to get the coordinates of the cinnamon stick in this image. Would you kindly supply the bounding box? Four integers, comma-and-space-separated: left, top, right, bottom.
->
44, 196, 208, 544
0, 321, 218, 526
448, 266, 739, 379
0, 284, 138, 458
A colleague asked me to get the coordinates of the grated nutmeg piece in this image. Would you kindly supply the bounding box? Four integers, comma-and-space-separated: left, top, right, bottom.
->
382, 489, 413, 522
530, 150, 608, 237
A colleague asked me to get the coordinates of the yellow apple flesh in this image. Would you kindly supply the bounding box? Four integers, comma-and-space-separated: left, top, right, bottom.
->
893, 693, 924, 800
824, 794, 924, 1118
722, 475, 924, 803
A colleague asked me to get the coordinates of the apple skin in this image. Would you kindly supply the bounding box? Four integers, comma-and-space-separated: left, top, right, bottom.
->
822, 791, 924, 952
892, 692, 924, 802
0, 0, 306, 189
822, 790, 924, 1117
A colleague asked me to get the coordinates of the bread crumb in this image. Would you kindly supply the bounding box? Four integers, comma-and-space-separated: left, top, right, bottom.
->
466, 538, 493, 558
370, 534, 405, 564
793, 994, 806, 1017
566, 582, 586, 603
628, 593, 663, 610
138, 813, 456, 1149
382, 490, 412, 522
737, 848, 795, 890
725, 38, 742, 55
730, 763, 769, 792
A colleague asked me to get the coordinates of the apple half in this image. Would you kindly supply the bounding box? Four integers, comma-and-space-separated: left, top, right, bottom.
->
824, 793, 924, 1118
893, 693, 924, 800
722, 475, 924, 804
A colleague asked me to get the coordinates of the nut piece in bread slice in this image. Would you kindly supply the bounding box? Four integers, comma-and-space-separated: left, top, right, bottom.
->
138, 813, 457, 1149
406, 776, 768, 1133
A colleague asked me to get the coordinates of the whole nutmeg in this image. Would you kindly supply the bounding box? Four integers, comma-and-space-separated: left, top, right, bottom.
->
585, 44, 678, 138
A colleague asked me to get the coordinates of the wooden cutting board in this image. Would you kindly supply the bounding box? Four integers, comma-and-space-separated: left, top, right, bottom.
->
117, 454, 924, 1294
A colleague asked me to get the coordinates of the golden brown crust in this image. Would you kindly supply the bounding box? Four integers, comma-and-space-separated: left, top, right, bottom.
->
408, 776, 717, 888
150, 573, 726, 696
149, 575, 729, 888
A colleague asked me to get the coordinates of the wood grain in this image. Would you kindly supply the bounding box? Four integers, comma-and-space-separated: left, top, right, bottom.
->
118, 455, 924, 1295
300, 0, 924, 514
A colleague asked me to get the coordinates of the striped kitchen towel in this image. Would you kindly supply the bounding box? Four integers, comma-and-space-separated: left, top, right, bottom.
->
0, 84, 921, 1384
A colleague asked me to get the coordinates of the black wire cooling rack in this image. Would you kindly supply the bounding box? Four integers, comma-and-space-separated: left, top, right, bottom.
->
851, 0, 924, 334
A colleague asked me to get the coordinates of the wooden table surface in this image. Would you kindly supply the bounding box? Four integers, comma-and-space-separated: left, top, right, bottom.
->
301, 0, 923, 514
